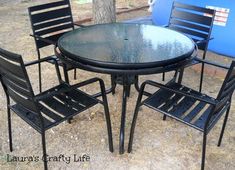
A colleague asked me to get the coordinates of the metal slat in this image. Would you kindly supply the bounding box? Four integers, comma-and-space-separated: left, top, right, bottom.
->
0, 48, 21, 62
65, 90, 98, 107
172, 10, 213, 26
39, 103, 63, 122
54, 93, 85, 111
170, 19, 210, 33
144, 82, 182, 109
0, 70, 28, 89
41, 97, 77, 117
31, 7, 71, 24
159, 93, 184, 112
2, 77, 32, 98
7, 87, 38, 113
183, 101, 207, 122
29, 0, 69, 12
33, 17, 72, 31
35, 23, 73, 36
0, 56, 25, 78
11, 104, 51, 132
193, 106, 213, 129
168, 96, 196, 118
220, 83, 235, 99
169, 26, 208, 39
174, 2, 215, 14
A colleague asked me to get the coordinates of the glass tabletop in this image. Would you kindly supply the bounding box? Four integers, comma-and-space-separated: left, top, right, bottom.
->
58, 23, 195, 69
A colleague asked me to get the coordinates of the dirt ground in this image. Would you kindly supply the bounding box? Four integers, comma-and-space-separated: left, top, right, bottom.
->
0, 0, 234, 170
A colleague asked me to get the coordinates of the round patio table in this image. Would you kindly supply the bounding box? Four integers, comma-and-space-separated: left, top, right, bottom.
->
57, 23, 196, 154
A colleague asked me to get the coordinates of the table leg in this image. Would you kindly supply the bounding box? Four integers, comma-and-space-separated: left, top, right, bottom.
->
119, 84, 128, 154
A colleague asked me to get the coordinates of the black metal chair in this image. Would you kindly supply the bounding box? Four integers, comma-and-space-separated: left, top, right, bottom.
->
128, 59, 235, 170
28, 0, 84, 92
163, 1, 216, 92
0, 48, 113, 170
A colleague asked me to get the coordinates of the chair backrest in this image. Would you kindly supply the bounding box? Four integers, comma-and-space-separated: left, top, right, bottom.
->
28, 0, 74, 49
0, 48, 39, 114
213, 61, 235, 113
168, 1, 215, 51
217, 61, 235, 100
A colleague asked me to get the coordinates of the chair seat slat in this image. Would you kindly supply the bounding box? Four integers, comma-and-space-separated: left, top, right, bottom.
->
193, 106, 213, 129
54, 93, 85, 111
64, 90, 98, 107
41, 97, 78, 116
11, 104, 51, 132
144, 82, 182, 109
159, 93, 185, 112
183, 101, 207, 123
39, 103, 63, 122
168, 96, 196, 118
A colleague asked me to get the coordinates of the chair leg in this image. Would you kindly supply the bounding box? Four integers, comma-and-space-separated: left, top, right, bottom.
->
162, 72, 165, 81
7, 107, 13, 152
41, 131, 48, 170
63, 65, 69, 83
126, 85, 131, 97
201, 132, 207, 170
178, 68, 184, 84
67, 118, 72, 124
199, 62, 205, 92
39, 62, 42, 93
218, 105, 230, 147
134, 76, 140, 91
111, 75, 116, 95
74, 69, 77, 80
163, 114, 167, 121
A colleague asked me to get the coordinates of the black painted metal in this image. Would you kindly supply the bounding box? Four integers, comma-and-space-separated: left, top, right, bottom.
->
168, 1, 216, 92
128, 61, 235, 170
0, 48, 113, 170
28, 0, 80, 92
57, 48, 197, 75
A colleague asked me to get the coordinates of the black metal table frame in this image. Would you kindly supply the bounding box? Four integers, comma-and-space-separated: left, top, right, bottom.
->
55, 46, 197, 154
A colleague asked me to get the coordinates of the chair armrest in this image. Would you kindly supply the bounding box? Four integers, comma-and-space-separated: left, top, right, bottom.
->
195, 57, 230, 69
196, 37, 214, 45
162, 24, 169, 28
140, 80, 217, 105
73, 23, 86, 27
24, 56, 62, 84
30, 34, 56, 45
35, 77, 106, 102
24, 56, 57, 67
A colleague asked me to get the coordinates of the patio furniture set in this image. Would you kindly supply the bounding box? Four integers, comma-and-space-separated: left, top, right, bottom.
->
0, 1, 234, 170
